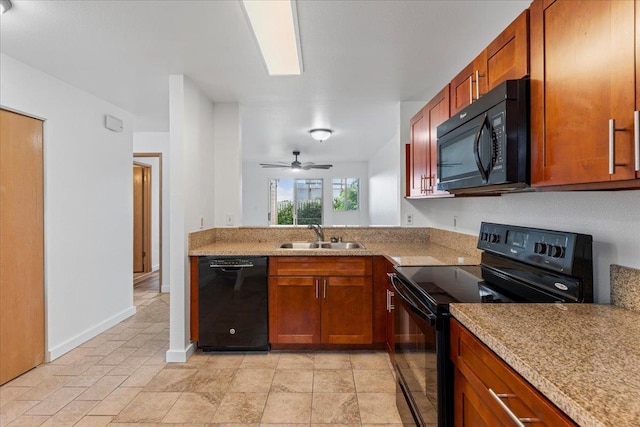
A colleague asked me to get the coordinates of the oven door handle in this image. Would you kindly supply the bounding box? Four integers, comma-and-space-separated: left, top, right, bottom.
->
389, 274, 437, 325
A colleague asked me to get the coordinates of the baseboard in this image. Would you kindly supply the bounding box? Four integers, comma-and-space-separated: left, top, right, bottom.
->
152, 264, 160, 272
161, 284, 170, 293
48, 306, 137, 361
165, 342, 196, 363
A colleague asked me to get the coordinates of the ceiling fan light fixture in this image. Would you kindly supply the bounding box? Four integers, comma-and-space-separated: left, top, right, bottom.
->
309, 128, 333, 142
0, 0, 13, 14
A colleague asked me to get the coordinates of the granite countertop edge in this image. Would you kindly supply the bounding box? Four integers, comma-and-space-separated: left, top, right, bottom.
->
449, 304, 617, 427
188, 241, 479, 266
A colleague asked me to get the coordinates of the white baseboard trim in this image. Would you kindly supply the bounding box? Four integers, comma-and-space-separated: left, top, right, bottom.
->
161, 285, 170, 293
152, 264, 160, 272
48, 306, 137, 361
165, 342, 196, 363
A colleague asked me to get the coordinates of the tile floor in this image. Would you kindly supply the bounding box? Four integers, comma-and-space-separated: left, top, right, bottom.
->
0, 282, 402, 426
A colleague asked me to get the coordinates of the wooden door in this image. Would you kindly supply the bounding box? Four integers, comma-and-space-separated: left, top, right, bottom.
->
321, 276, 372, 344
426, 85, 451, 195
409, 108, 428, 197
268, 277, 321, 344
485, 9, 529, 91
531, 0, 636, 186
0, 109, 45, 385
450, 51, 488, 116
133, 163, 151, 273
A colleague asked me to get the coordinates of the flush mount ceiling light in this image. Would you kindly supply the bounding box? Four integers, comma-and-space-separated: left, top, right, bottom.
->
241, 0, 303, 76
309, 128, 333, 142
0, 0, 13, 14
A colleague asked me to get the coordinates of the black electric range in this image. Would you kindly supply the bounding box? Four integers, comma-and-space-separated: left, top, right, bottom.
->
390, 222, 593, 427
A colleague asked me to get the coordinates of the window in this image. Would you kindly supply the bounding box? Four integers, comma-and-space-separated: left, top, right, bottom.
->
332, 178, 359, 211
269, 179, 323, 225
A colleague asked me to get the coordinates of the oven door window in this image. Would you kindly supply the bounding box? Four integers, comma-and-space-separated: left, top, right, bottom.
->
394, 297, 438, 426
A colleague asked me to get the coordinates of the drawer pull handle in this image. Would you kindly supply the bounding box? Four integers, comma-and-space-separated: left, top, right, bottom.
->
488, 388, 540, 426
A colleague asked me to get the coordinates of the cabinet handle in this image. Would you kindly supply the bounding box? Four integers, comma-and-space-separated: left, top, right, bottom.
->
475, 70, 481, 100
608, 119, 627, 174
468, 75, 474, 104
634, 111, 639, 172
488, 389, 540, 426
315, 279, 319, 299
386, 289, 395, 312
323, 279, 327, 298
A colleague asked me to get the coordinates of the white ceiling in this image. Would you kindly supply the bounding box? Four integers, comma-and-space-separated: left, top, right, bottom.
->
0, 0, 530, 164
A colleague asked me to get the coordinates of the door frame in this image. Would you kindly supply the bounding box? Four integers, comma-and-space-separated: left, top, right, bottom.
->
133, 152, 163, 292
133, 162, 152, 274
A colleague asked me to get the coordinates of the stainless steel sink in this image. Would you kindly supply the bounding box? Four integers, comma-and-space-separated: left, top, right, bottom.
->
278, 242, 321, 249
277, 241, 365, 250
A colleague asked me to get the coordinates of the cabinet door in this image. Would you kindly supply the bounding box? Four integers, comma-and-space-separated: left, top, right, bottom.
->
454, 369, 505, 427
450, 52, 488, 116
269, 277, 321, 344
426, 85, 451, 195
409, 107, 429, 197
531, 0, 636, 186
485, 9, 529, 91
321, 276, 373, 344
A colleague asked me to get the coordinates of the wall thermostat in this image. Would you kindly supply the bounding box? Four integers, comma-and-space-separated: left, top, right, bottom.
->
104, 114, 123, 132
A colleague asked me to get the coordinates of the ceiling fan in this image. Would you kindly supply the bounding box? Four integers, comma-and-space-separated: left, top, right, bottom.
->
260, 150, 333, 170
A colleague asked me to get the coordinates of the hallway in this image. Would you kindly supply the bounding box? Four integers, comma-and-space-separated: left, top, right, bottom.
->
0, 283, 400, 426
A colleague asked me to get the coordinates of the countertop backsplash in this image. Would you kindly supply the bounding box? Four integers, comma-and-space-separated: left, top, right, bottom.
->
611, 264, 640, 313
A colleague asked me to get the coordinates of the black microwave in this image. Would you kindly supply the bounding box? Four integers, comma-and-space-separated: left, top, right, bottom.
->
436, 78, 529, 194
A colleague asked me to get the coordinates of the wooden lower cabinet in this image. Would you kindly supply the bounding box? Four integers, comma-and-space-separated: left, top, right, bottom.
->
450, 319, 576, 427
269, 256, 373, 345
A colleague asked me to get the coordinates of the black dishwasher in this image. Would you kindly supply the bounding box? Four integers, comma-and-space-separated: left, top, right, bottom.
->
198, 256, 269, 351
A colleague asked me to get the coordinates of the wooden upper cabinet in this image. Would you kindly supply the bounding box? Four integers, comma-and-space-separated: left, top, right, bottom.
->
450, 52, 487, 116
406, 85, 451, 198
486, 9, 529, 91
427, 86, 451, 195
531, 0, 637, 187
450, 9, 529, 116
409, 107, 429, 197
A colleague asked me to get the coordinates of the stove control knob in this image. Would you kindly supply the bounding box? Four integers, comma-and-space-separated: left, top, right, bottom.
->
491, 233, 500, 243
550, 245, 564, 258
534, 242, 547, 254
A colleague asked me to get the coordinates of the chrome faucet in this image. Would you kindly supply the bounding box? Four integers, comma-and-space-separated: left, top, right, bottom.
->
308, 224, 324, 242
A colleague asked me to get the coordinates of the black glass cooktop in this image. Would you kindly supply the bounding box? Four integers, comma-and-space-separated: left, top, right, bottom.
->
393, 264, 566, 315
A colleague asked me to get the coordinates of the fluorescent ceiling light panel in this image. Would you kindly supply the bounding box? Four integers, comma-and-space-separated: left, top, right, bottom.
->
242, 0, 302, 75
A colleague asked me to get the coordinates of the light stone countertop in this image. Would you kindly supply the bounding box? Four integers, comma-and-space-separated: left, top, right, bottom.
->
188, 240, 479, 266
450, 303, 640, 427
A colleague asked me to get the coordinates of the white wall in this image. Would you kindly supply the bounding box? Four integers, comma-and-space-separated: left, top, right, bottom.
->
167, 75, 216, 362
214, 104, 242, 227
404, 191, 640, 304
133, 132, 170, 291
369, 110, 401, 225
0, 53, 136, 360
242, 161, 370, 226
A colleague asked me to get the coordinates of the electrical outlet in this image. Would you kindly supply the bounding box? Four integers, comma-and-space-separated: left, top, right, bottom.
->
406, 214, 413, 225
225, 214, 234, 226
453, 216, 458, 229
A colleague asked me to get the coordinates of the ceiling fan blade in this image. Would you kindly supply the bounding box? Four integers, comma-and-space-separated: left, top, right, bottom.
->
303, 164, 333, 170
260, 163, 290, 168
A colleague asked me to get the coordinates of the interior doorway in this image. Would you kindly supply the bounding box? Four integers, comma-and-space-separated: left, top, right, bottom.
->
133, 153, 163, 292
133, 162, 151, 274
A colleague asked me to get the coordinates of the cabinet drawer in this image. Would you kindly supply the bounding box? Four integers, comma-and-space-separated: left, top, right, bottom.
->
269, 256, 373, 277
450, 319, 576, 427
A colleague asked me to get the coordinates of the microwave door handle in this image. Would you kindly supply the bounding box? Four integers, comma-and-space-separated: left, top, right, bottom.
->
474, 113, 490, 183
